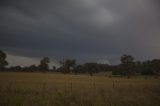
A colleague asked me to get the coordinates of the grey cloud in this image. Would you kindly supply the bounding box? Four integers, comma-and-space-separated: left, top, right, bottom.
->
0, 0, 160, 65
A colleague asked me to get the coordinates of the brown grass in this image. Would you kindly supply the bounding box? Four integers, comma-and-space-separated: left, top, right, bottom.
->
0, 72, 160, 106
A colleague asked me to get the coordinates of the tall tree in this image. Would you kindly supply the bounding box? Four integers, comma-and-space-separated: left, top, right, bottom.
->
38, 57, 50, 72
60, 59, 76, 73
150, 59, 160, 77
0, 50, 8, 71
120, 54, 135, 78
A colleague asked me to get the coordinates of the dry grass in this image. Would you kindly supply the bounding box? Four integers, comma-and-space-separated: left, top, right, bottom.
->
0, 72, 160, 106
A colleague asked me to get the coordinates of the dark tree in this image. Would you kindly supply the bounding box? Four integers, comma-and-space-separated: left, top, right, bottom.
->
140, 60, 154, 75
9, 66, 22, 72
74, 65, 84, 74
38, 57, 50, 72
59, 59, 76, 73
52, 66, 56, 71
151, 59, 160, 74
0, 50, 8, 71
74, 63, 109, 74
28, 65, 38, 72
83, 63, 99, 76
120, 54, 135, 78
143, 59, 160, 77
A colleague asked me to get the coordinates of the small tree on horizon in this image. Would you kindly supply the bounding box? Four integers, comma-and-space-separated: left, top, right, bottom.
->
38, 57, 50, 72
0, 50, 8, 71
120, 54, 135, 78
60, 59, 76, 73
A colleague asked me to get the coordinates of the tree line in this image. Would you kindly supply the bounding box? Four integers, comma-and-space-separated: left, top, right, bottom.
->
0, 50, 160, 77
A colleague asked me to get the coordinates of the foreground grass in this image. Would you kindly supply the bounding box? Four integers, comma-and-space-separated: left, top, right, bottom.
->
0, 72, 160, 106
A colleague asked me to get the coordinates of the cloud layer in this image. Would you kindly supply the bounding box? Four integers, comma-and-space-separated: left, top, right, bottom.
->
0, 0, 160, 65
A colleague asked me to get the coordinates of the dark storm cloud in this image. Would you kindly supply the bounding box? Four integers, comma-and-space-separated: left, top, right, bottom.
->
0, 0, 160, 64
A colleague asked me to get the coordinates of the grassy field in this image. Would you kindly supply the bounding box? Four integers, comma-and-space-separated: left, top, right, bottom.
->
0, 72, 160, 106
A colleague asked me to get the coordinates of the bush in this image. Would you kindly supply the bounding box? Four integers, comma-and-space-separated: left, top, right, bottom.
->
141, 68, 155, 75
112, 70, 127, 76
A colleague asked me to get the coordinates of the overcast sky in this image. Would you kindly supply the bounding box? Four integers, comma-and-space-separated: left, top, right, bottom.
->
0, 0, 160, 66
